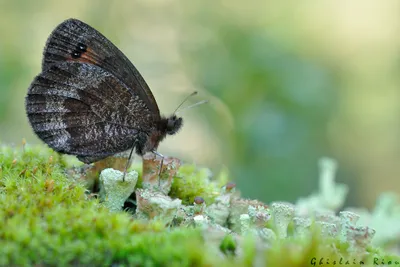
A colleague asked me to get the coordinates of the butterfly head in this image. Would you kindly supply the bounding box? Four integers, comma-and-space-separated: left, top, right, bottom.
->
140, 115, 182, 154
165, 114, 183, 135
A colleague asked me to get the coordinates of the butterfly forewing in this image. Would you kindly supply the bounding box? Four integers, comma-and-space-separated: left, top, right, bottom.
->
26, 62, 154, 163
25, 19, 184, 164
42, 18, 160, 117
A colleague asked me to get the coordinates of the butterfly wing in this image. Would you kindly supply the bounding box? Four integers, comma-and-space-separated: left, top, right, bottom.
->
42, 18, 160, 118
26, 61, 155, 163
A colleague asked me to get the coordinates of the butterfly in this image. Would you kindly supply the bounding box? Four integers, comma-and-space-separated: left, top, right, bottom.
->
25, 18, 183, 166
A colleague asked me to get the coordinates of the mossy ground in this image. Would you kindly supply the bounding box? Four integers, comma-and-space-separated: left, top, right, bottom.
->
0, 142, 397, 266
169, 164, 228, 205
0, 143, 219, 266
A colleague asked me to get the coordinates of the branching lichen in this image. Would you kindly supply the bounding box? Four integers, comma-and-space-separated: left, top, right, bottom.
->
1, 142, 400, 266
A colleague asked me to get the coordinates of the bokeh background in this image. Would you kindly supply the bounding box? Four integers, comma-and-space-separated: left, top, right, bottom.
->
1, 0, 399, 208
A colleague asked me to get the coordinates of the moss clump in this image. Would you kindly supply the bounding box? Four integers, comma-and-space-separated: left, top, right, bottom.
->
0, 144, 228, 266
264, 229, 400, 267
220, 234, 236, 256
169, 164, 228, 205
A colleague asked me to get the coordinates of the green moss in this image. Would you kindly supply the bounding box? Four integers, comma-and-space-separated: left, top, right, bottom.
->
0, 144, 227, 266
220, 234, 236, 256
266, 232, 345, 266
129, 162, 143, 188
263, 225, 400, 267
1, 143, 399, 266
169, 164, 228, 205
240, 234, 257, 266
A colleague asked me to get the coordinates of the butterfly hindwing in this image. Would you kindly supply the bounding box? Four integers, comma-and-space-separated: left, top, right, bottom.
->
26, 62, 154, 163
42, 18, 160, 117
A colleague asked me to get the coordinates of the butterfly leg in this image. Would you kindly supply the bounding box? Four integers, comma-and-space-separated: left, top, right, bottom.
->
122, 140, 136, 182
152, 150, 164, 187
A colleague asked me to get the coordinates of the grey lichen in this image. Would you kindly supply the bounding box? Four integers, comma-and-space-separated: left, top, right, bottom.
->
258, 228, 276, 242
248, 205, 271, 227
296, 157, 349, 216
99, 168, 138, 212
135, 188, 182, 224
293, 217, 312, 237
270, 202, 295, 239
352, 193, 400, 247
337, 211, 376, 253
315, 221, 338, 238
314, 209, 340, 225
4, 142, 400, 266
239, 214, 252, 234
94, 156, 385, 261
80, 155, 391, 263
206, 187, 234, 226
229, 198, 267, 233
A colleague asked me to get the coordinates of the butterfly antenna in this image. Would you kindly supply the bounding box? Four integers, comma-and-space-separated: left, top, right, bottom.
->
175, 100, 209, 115
173, 91, 198, 114
122, 141, 136, 182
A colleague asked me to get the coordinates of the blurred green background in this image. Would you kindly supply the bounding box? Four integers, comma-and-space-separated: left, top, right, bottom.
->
1, 0, 399, 208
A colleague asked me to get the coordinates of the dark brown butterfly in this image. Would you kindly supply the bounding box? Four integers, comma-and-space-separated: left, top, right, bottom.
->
25, 18, 183, 165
